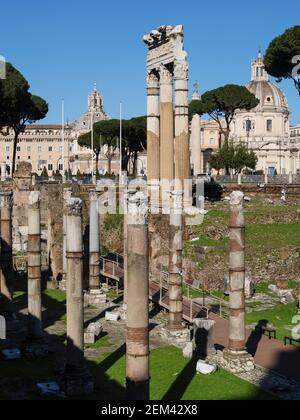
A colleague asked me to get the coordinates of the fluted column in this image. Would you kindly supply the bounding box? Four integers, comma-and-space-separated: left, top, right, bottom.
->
168, 191, 183, 330
147, 72, 160, 185
160, 65, 174, 185
89, 190, 100, 290
27, 191, 42, 340
174, 61, 190, 195
0, 191, 13, 318
126, 191, 149, 400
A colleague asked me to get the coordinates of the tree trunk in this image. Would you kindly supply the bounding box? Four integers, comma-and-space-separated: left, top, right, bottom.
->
12, 131, 19, 175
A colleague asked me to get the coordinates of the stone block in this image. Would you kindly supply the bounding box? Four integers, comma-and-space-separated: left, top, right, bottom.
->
24, 344, 49, 360
194, 319, 216, 357
105, 311, 120, 322
196, 360, 217, 375
183, 341, 194, 359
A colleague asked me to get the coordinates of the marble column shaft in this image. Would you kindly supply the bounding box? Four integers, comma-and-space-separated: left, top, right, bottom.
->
0, 192, 13, 315
27, 191, 42, 339
168, 191, 183, 330
228, 191, 246, 352
126, 191, 149, 400
89, 190, 100, 290
147, 72, 160, 185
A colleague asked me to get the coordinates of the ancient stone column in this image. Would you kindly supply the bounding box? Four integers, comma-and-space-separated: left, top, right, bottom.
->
126, 190, 149, 400
222, 191, 254, 372
147, 72, 160, 185
123, 212, 128, 307
228, 191, 246, 352
168, 191, 183, 330
27, 191, 42, 340
1, 163, 6, 182
64, 197, 93, 396
174, 60, 190, 194
0, 191, 13, 319
190, 114, 202, 177
62, 188, 72, 290
89, 190, 100, 290
160, 65, 174, 184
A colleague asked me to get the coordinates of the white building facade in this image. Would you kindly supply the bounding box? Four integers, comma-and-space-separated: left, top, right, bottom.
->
232, 52, 299, 176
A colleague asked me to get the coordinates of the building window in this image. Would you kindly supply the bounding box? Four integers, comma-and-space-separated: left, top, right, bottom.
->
38, 146, 42, 152
58, 163, 63, 171
28, 156, 31, 160
17, 146, 21, 151
48, 146, 53, 152
59, 146, 63, 153
209, 138, 215, 145
266, 119, 273, 132
48, 164, 53, 171
6, 146, 10, 152
27, 146, 31, 152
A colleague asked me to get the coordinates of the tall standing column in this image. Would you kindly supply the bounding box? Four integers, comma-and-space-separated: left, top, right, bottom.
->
160, 65, 174, 185
27, 191, 42, 340
0, 191, 13, 319
64, 197, 93, 396
123, 212, 128, 307
126, 191, 149, 400
174, 61, 190, 196
190, 114, 202, 177
1, 163, 6, 182
62, 188, 72, 290
89, 190, 100, 290
222, 191, 254, 373
147, 71, 160, 185
168, 191, 183, 330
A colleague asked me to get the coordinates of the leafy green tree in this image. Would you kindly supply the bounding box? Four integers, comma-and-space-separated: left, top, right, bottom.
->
264, 26, 300, 95
210, 142, 257, 175
189, 85, 259, 147
0, 63, 48, 173
78, 116, 146, 175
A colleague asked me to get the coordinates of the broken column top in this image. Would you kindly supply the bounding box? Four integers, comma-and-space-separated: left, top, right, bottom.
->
230, 191, 244, 206
89, 190, 98, 202
13, 161, 32, 179
127, 190, 148, 225
0, 191, 13, 208
65, 197, 83, 216
63, 188, 72, 201
28, 191, 41, 207
143, 24, 187, 72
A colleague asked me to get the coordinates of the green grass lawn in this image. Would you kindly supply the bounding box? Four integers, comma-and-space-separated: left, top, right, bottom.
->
0, 346, 274, 400
246, 302, 300, 342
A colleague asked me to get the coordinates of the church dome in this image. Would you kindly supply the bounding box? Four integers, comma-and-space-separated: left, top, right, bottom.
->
246, 52, 289, 115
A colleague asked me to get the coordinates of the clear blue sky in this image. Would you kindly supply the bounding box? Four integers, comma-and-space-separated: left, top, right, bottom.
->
1, 0, 299, 124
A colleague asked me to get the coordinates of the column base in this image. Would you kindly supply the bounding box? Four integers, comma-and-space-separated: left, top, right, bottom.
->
219, 349, 255, 374
63, 365, 94, 396
126, 377, 150, 401
84, 289, 107, 307
157, 325, 191, 347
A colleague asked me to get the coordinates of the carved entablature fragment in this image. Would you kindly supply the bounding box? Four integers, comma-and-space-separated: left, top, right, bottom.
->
143, 25, 187, 73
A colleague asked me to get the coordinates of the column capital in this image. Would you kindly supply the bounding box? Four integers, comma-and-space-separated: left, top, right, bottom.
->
147, 71, 159, 89
28, 191, 41, 210
63, 187, 72, 202
0, 191, 13, 209
159, 65, 173, 85
66, 197, 82, 217
89, 189, 98, 202
174, 60, 189, 81
127, 190, 148, 225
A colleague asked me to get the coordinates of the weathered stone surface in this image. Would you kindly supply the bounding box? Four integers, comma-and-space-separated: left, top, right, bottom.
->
182, 341, 194, 359
196, 360, 217, 375
193, 319, 216, 358
105, 311, 120, 322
